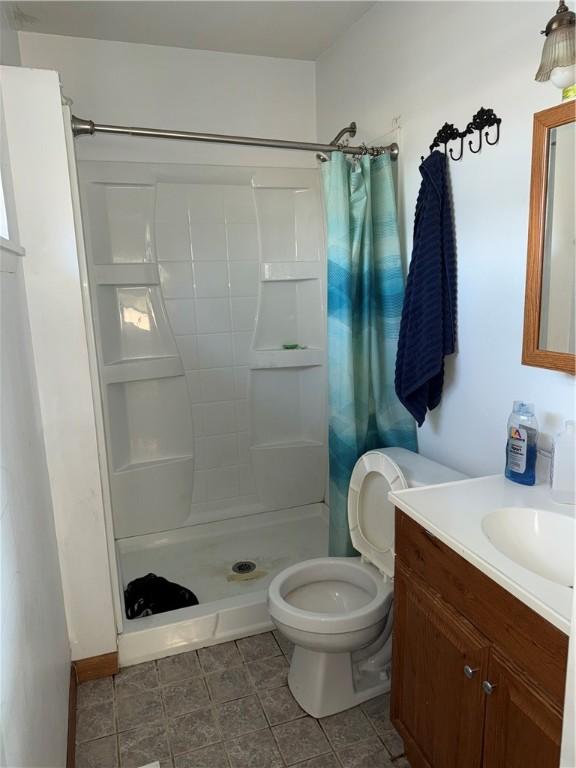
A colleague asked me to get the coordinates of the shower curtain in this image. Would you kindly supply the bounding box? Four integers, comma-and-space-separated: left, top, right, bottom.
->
322, 152, 417, 556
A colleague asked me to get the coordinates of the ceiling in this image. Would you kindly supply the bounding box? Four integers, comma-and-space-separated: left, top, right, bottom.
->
9, 1, 375, 60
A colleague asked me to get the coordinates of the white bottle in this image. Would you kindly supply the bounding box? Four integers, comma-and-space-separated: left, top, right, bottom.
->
551, 421, 576, 504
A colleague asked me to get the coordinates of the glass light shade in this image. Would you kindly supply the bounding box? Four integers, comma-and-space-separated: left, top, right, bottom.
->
536, 23, 576, 81
550, 63, 576, 88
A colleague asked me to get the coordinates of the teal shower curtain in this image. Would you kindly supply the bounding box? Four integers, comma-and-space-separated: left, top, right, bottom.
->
322, 152, 417, 556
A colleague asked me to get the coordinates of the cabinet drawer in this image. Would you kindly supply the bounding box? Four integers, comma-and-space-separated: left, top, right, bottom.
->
394, 509, 568, 708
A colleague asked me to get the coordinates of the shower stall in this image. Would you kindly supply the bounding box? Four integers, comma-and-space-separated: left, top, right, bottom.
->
78, 159, 329, 660
74, 118, 398, 663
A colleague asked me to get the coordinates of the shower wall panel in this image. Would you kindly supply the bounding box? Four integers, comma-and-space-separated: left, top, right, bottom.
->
79, 163, 327, 538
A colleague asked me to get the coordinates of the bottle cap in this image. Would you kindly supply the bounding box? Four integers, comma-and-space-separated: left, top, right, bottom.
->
513, 401, 535, 416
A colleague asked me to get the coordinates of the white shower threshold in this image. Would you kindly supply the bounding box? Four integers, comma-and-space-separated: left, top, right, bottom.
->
116, 503, 328, 666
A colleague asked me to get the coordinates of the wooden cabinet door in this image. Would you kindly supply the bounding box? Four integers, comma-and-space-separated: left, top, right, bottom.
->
482, 652, 563, 768
392, 562, 490, 768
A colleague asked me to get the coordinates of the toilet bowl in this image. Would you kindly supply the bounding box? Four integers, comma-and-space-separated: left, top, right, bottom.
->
268, 447, 467, 718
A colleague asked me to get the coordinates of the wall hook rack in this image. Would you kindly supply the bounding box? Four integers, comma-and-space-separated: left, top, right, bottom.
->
421, 107, 502, 163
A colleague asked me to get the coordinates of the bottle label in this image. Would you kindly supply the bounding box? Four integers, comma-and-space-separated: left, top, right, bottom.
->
508, 426, 527, 474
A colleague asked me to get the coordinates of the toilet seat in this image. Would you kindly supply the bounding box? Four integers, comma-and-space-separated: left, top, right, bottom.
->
347, 449, 408, 577
268, 557, 392, 634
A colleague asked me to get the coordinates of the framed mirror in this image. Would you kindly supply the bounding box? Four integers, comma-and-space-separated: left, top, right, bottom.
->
523, 101, 575, 374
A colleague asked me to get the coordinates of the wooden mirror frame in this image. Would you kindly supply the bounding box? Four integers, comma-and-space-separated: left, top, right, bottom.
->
522, 101, 576, 375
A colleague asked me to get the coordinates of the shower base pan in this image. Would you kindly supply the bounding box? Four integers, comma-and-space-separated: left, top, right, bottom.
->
116, 503, 328, 666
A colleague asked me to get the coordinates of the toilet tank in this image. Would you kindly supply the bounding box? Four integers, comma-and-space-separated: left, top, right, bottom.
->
380, 447, 468, 488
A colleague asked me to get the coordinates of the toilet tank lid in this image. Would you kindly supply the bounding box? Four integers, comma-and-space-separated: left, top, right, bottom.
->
347, 448, 467, 577
379, 447, 468, 488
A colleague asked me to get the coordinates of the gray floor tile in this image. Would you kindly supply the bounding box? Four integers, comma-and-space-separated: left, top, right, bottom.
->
117, 688, 164, 732
320, 706, 375, 750
258, 685, 305, 726
118, 724, 171, 768
77, 677, 114, 709
360, 693, 393, 735
295, 755, 341, 768
162, 677, 210, 718
75, 734, 119, 768
198, 642, 241, 674
245, 656, 289, 690
115, 661, 159, 698
215, 694, 267, 739
236, 632, 281, 662
336, 735, 394, 768
225, 729, 283, 768
168, 708, 221, 756
272, 629, 294, 660
272, 716, 331, 765
174, 743, 230, 768
205, 666, 254, 703
158, 651, 202, 684
381, 727, 405, 758
76, 700, 116, 743
79, 636, 406, 768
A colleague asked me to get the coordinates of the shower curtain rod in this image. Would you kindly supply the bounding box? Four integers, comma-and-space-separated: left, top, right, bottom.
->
70, 115, 399, 161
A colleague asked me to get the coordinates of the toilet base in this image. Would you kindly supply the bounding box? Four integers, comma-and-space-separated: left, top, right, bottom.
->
287, 645, 391, 718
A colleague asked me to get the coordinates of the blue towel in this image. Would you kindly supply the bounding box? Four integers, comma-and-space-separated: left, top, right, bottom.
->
395, 151, 457, 426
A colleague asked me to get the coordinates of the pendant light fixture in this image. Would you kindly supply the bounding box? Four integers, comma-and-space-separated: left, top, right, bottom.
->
535, 0, 575, 92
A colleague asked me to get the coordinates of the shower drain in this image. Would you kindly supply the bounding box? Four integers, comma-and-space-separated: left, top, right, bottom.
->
232, 560, 257, 575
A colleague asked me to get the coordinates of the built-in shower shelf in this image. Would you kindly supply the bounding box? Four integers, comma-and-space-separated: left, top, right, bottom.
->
249, 348, 323, 369
93, 263, 159, 285
113, 453, 195, 474
103, 356, 184, 383
261, 262, 321, 282
251, 439, 323, 451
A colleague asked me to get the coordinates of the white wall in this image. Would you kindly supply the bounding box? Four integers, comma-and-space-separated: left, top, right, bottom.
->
1, 66, 117, 660
18, 32, 317, 168
317, 1, 576, 477
0, 6, 20, 66
0, 245, 69, 762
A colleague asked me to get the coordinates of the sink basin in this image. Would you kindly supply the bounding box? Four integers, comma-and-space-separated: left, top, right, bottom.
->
482, 507, 574, 587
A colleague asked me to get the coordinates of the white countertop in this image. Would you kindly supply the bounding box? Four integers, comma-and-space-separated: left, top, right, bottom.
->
389, 474, 574, 635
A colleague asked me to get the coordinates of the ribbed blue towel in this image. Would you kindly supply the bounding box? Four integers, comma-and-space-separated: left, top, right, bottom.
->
395, 151, 457, 426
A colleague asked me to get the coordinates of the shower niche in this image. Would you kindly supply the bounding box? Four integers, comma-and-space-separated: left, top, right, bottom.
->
249, 170, 326, 509
81, 178, 194, 538
96, 284, 177, 365
79, 163, 327, 543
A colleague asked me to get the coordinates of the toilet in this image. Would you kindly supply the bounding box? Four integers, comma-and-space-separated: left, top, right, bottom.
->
267, 447, 467, 718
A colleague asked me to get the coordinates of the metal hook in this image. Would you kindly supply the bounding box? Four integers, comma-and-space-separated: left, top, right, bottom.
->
484, 120, 500, 146
468, 129, 483, 154
449, 136, 465, 161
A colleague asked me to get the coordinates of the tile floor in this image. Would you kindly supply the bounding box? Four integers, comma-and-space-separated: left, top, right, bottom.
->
76, 631, 411, 768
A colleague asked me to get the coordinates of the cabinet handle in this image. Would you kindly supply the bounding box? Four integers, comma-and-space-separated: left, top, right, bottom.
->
482, 680, 497, 695
464, 665, 479, 679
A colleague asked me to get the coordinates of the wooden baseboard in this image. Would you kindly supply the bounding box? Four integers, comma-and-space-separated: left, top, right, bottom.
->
73, 651, 119, 683
67, 652, 118, 768
66, 665, 77, 768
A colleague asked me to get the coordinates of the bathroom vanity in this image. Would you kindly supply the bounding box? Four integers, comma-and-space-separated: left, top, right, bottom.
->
389, 476, 573, 768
